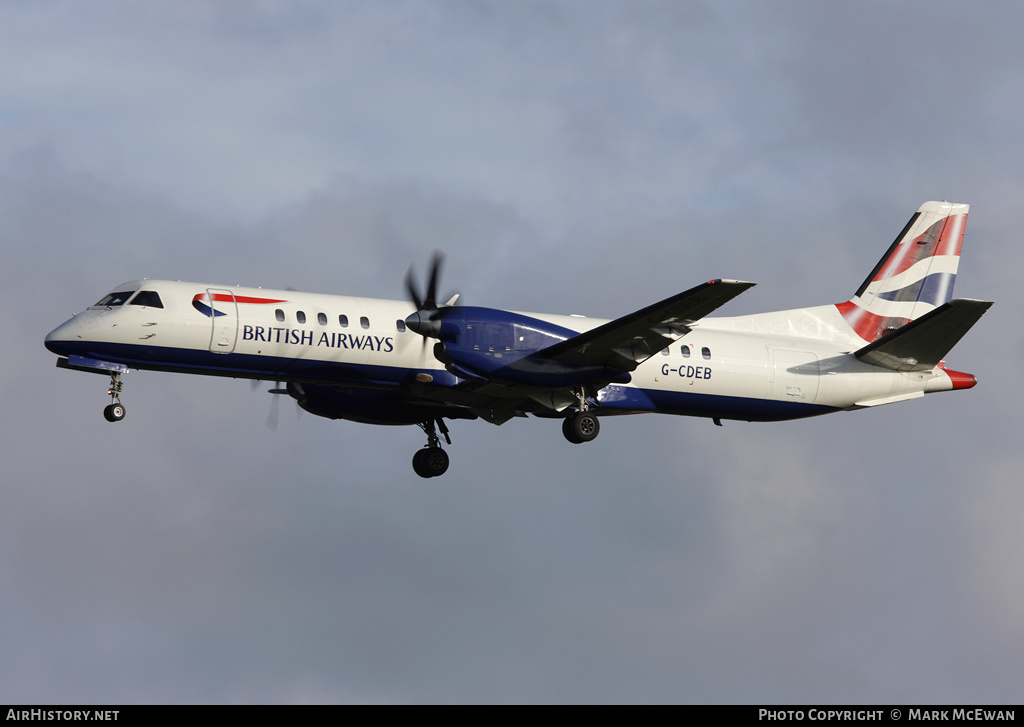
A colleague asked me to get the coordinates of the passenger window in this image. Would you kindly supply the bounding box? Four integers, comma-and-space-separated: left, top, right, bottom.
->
94, 291, 136, 307
680, 345, 690, 358
275, 309, 285, 322
317, 312, 327, 326
360, 316, 370, 329
129, 291, 163, 308
702, 347, 711, 360
396, 319, 406, 332
660, 347, 669, 356
339, 315, 348, 328
296, 311, 306, 324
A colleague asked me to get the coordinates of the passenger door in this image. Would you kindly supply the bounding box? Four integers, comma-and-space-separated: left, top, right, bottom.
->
206, 289, 238, 354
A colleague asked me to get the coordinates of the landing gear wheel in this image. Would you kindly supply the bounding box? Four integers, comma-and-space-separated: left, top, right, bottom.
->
413, 447, 449, 478
104, 403, 126, 422
563, 412, 599, 444
414, 418, 452, 478
562, 416, 581, 444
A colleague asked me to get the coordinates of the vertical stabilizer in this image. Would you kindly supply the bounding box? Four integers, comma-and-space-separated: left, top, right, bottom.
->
837, 201, 969, 342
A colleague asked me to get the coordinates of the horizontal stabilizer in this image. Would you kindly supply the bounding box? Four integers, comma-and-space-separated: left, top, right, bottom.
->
854, 298, 992, 372
536, 279, 755, 372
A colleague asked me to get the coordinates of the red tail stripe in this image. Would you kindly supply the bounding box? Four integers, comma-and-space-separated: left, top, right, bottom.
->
835, 301, 910, 343
871, 213, 967, 282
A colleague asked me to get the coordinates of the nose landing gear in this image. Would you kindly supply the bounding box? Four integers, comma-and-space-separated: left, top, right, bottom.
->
103, 372, 125, 422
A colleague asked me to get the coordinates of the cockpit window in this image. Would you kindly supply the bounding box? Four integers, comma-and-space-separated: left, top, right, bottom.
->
129, 291, 164, 308
94, 291, 136, 307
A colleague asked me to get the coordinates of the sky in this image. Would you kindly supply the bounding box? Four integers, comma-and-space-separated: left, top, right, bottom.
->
2, 0, 1022, 704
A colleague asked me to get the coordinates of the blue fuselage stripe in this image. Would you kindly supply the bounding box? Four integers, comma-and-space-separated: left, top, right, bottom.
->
48, 340, 835, 422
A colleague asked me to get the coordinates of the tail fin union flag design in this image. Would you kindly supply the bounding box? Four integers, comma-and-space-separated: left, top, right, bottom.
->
836, 201, 967, 343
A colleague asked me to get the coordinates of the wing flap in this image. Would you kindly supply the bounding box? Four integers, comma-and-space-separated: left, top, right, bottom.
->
854, 298, 992, 372
536, 279, 755, 372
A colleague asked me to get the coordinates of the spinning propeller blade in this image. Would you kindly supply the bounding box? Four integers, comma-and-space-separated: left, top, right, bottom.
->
404, 251, 457, 343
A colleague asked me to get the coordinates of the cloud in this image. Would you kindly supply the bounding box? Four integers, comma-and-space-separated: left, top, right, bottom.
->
3, 0, 1020, 703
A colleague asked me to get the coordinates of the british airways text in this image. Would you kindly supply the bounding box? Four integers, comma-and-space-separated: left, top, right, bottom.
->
242, 325, 394, 352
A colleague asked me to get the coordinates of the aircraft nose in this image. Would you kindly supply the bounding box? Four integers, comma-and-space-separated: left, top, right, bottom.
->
44, 317, 79, 355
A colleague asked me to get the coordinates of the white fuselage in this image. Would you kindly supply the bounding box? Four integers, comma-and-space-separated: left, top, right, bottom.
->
45, 279, 959, 423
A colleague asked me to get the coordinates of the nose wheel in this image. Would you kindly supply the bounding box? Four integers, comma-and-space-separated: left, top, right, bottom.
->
103, 372, 126, 422
103, 402, 126, 422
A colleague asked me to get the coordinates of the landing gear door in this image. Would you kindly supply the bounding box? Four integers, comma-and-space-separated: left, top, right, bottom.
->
207, 289, 238, 354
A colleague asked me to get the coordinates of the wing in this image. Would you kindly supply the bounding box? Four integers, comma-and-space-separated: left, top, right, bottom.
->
531, 279, 755, 372
390, 279, 756, 424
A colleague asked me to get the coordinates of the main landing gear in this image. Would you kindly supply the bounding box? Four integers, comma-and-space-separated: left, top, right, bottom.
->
561, 387, 600, 444
562, 411, 600, 443
103, 372, 126, 422
413, 418, 451, 478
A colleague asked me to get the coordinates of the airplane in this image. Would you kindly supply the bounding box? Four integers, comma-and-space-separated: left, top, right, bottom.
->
45, 201, 992, 478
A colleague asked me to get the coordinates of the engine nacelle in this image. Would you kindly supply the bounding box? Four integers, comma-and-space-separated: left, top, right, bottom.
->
432, 306, 631, 387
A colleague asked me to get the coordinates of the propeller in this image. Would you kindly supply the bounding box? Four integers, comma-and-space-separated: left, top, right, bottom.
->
266, 381, 288, 431
405, 250, 443, 312
404, 251, 457, 342
252, 379, 294, 431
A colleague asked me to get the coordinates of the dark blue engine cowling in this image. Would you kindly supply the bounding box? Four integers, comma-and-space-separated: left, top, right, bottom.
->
432, 306, 631, 387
